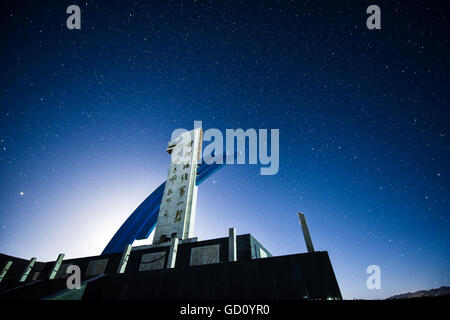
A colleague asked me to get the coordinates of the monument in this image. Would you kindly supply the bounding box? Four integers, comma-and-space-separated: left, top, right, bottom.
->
0, 129, 342, 300
153, 128, 202, 244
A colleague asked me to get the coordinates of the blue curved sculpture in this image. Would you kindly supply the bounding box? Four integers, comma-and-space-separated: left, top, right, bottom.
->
102, 156, 226, 255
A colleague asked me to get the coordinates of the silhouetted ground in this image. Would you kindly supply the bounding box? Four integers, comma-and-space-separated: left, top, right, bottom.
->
386, 286, 450, 300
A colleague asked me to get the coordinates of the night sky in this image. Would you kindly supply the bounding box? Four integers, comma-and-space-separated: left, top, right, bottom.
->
0, 0, 449, 299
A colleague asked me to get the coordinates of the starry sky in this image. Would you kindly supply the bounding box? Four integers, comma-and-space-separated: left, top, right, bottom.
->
0, 0, 449, 299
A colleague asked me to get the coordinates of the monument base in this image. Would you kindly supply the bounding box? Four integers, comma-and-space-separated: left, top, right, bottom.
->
0, 234, 341, 300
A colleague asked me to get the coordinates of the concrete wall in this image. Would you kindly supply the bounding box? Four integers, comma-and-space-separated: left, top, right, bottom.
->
0, 235, 342, 300
81, 252, 342, 300
0, 234, 266, 288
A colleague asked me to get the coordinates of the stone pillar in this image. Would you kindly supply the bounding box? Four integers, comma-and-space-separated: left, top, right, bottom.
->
117, 244, 132, 274
153, 128, 203, 244
19, 257, 37, 282
166, 237, 179, 269
229, 227, 237, 262
0, 261, 13, 284
49, 253, 65, 280
298, 212, 315, 253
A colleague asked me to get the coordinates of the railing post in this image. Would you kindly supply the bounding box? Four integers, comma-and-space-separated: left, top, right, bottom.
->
116, 244, 132, 274
19, 257, 37, 282
298, 212, 315, 253
49, 253, 65, 280
166, 238, 179, 269
228, 227, 237, 262
0, 261, 13, 284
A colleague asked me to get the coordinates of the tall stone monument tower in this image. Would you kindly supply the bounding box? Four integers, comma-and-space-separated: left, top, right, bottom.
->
153, 128, 203, 244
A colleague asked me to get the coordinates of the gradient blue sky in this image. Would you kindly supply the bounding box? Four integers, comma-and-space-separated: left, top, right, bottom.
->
0, 0, 449, 299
